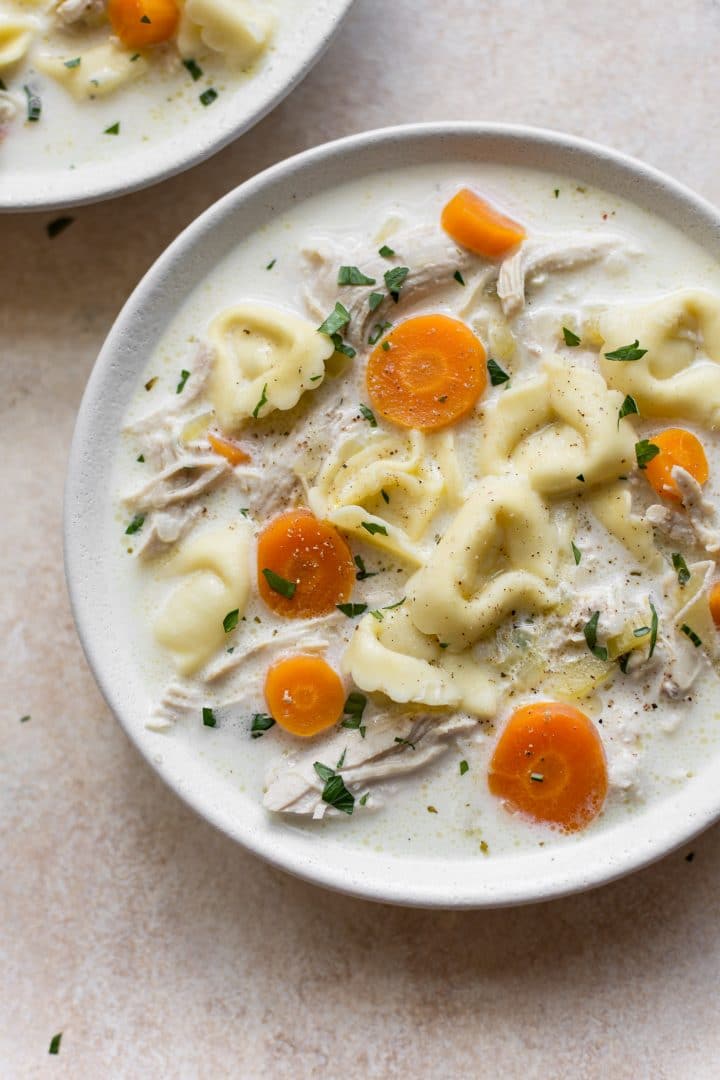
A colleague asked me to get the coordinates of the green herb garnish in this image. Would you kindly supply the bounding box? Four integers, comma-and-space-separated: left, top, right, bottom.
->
636, 439, 660, 470
265, 257, 276, 270
384, 266, 409, 301
251, 713, 275, 738
182, 58, 203, 81
337, 603, 368, 618
672, 553, 691, 587
378, 244, 395, 258
262, 568, 297, 599
223, 609, 239, 633
381, 341, 390, 351
487, 358, 510, 386
681, 624, 703, 648
530, 772, 544, 783
19, 715, 31, 723
354, 554, 377, 581
318, 301, 351, 337
64, 57, 81, 69
313, 762, 354, 814
359, 792, 369, 806
618, 394, 639, 426
338, 265, 376, 286
361, 521, 388, 536
144, 376, 157, 391
459, 760, 469, 776
368, 291, 384, 311
46, 216, 74, 238
649, 602, 659, 658
381, 488, 390, 503
359, 403, 377, 427
125, 514, 144, 535
571, 541, 582, 565
104, 122, 120, 135
252, 382, 268, 418
176, 368, 190, 394
453, 270, 466, 286
562, 326, 581, 346
336, 748, 347, 769
24, 85, 41, 122
394, 736, 416, 750
368, 321, 392, 345
202, 707, 216, 728
49, 1033, 62, 1055
199, 88, 218, 106
583, 610, 608, 662
341, 691, 367, 737
604, 339, 647, 361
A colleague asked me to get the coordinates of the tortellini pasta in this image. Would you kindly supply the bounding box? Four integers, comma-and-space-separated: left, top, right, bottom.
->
407, 476, 559, 649
154, 524, 250, 675
208, 302, 334, 432
478, 358, 636, 496
598, 290, 720, 428
179, 0, 274, 67
341, 607, 497, 717
37, 41, 148, 99
587, 483, 664, 571
0, 15, 36, 70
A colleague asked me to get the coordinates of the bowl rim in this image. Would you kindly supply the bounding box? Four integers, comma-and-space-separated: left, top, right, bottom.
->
64, 121, 720, 908
0, 0, 354, 213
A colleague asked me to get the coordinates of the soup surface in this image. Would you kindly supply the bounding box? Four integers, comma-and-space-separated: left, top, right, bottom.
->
114, 162, 720, 858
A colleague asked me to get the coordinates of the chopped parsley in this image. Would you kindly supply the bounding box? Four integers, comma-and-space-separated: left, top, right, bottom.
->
182, 58, 203, 81
681, 623, 703, 648
104, 122, 120, 135
571, 541, 582, 565
459, 759, 469, 776
336, 748, 347, 769
318, 301, 351, 337
583, 610, 608, 662
381, 341, 390, 351
313, 762, 354, 814
378, 244, 396, 258
252, 383, 268, 418
140, 13, 151, 21
453, 270, 466, 286
359, 403, 377, 427
633, 626, 651, 638
354, 554, 377, 580
361, 521, 388, 536
176, 368, 190, 394
604, 339, 648, 361
125, 514, 144, 535
336, 603, 367, 618
576, 474, 585, 483
251, 713, 275, 738
265, 258, 276, 270
20, 715, 31, 723
49, 1033, 62, 1055
370, 609, 384, 621
144, 376, 158, 391
672, 553, 691, 587
337, 265, 376, 286
202, 707, 217, 728
64, 57, 81, 69
383, 598, 405, 610
199, 88, 218, 106
24, 85, 41, 122
262, 568, 297, 599
329, 334, 356, 358
359, 792, 370, 806
136, 454, 145, 463
554, 188, 560, 198
618, 652, 631, 674
383, 265, 409, 301
636, 439, 660, 470
487, 358, 510, 386
381, 488, 390, 503
618, 394, 639, 426
649, 602, 659, 658
223, 609, 239, 633
562, 326, 581, 347
368, 321, 392, 345
341, 691, 367, 737
530, 772, 544, 783
46, 216, 74, 238
368, 291, 384, 311
394, 736, 416, 750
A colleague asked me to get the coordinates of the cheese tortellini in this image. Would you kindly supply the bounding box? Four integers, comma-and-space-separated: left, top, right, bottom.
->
598, 290, 720, 428
478, 358, 636, 496
208, 303, 334, 432
154, 524, 251, 676
37, 41, 148, 99
407, 476, 559, 649
342, 607, 497, 717
0, 16, 36, 70
587, 483, 664, 570
179, 0, 275, 68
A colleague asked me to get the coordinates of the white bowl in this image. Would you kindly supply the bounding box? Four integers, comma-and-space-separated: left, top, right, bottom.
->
65, 123, 720, 907
0, 0, 353, 212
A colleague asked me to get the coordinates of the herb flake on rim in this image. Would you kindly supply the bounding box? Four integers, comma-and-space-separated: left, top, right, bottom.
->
583, 610, 608, 662
252, 382, 268, 419
251, 713, 275, 738
223, 609, 239, 633
562, 326, 581, 347
125, 514, 144, 535
262, 568, 297, 599
636, 439, 660, 470
361, 521, 388, 536
383, 266, 409, 301
337, 265, 376, 286
604, 339, 647, 361
336, 603, 367, 618
681, 624, 703, 648
202, 707, 216, 728
359, 403, 377, 427
487, 358, 510, 386
672, 553, 691, 587
49, 1033, 62, 1055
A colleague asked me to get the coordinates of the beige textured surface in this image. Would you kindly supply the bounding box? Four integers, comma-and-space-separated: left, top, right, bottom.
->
3, 1, 720, 1076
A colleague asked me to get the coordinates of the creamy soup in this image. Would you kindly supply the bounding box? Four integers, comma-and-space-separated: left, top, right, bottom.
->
113, 163, 720, 858
0, 0, 282, 178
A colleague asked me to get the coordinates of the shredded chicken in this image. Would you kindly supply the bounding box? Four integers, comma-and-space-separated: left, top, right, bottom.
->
496, 233, 634, 318
124, 345, 214, 439
673, 466, 720, 553
264, 713, 477, 817
124, 456, 229, 513
55, 0, 107, 25
133, 505, 203, 559
233, 462, 303, 519
147, 682, 203, 732
204, 619, 338, 683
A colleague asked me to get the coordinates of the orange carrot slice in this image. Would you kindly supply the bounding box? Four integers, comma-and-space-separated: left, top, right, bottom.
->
366, 313, 486, 431
108, 0, 179, 48
264, 654, 345, 737
488, 702, 608, 832
710, 583, 720, 629
257, 509, 355, 618
208, 432, 251, 467
441, 188, 526, 258
643, 428, 709, 503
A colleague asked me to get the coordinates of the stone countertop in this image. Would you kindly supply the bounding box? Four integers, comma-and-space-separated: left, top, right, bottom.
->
3, 1, 720, 1076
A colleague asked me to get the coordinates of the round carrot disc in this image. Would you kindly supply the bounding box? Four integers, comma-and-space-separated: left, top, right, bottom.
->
643, 427, 709, 502
488, 702, 608, 832
265, 654, 345, 737
257, 509, 355, 618
108, 0, 180, 48
366, 313, 487, 431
